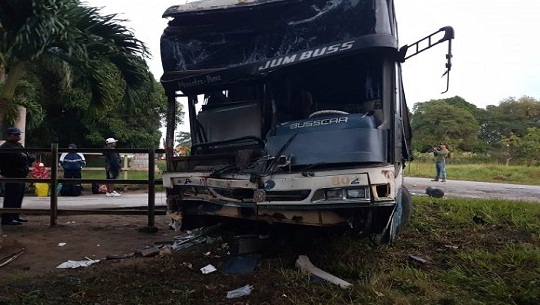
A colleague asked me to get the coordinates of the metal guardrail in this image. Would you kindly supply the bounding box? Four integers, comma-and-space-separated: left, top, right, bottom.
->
0, 143, 165, 227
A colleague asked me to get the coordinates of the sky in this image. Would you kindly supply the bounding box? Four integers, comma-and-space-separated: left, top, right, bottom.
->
83, 0, 540, 110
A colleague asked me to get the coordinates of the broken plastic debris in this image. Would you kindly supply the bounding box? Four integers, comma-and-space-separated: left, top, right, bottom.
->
168, 219, 181, 231
226, 284, 253, 299
56, 258, 100, 269
106, 253, 135, 260
0, 248, 25, 268
182, 262, 193, 269
58, 242, 66, 247
295, 255, 352, 288
172, 236, 207, 251
200, 264, 217, 274
408, 255, 428, 264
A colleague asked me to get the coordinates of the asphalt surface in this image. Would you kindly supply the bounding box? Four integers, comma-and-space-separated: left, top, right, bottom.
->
21, 191, 168, 210
404, 177, 540, 203
17, 177, 540, 210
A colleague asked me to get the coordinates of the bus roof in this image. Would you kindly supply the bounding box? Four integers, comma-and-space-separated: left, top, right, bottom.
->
160, 0, 398, 94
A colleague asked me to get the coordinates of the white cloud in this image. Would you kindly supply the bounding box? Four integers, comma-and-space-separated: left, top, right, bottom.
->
396, 0, 540, 108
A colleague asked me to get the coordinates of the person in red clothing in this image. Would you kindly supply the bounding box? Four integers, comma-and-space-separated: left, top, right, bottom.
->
31, 162, 49, 179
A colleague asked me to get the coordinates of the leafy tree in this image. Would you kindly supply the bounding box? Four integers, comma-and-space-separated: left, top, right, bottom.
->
0, 0, 149, 131
411, 98, 480, 152
176, 131, 192, 147
500, 127, 540, 165
441, 96, 485, 119
479, 96, 540, 146
25, 65, 169, 148
0, 76, 44, 129
520, 127, 540, 165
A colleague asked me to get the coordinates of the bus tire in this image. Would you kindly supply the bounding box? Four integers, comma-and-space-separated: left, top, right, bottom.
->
399, 186, 412, 231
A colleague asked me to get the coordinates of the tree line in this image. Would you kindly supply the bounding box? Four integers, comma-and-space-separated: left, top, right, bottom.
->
411, 96, 540, 165
0, 0, 183, 149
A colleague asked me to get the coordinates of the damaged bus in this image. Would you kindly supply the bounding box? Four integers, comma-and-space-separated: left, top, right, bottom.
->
160, 0, 454, 243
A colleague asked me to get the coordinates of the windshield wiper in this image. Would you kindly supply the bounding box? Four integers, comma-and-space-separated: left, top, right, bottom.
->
264, 132, 298, 174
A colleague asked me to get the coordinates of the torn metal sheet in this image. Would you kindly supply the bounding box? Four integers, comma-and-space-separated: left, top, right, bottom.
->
295, 255, 352, 288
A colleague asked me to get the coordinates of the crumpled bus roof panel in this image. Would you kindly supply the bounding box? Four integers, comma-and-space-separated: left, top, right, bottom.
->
160, 0, 396, 92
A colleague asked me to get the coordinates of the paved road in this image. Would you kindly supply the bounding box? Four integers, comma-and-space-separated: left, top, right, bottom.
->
404, 177, 540, 203
22, 191, 168, 209
18, 177, 540, 210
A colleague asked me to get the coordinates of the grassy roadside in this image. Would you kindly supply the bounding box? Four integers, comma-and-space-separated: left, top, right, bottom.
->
405, 161, 540, 185
2, 196, 539, 304
77, 161, 540, 186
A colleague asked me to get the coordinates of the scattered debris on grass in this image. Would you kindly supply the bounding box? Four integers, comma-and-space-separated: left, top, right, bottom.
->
200, 264, 217, 274
226, 284, 254, 299
0, 248, 25, 268
56, 257, 100, 269
408, 255, 428, 264
295, 255, 352, 288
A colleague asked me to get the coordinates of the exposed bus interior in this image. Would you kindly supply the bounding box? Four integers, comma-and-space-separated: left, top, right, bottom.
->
171, 50, 393, 175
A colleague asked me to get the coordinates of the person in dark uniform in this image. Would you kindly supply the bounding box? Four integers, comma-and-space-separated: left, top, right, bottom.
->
0, 127, 35, 225
59, 143, 86, 196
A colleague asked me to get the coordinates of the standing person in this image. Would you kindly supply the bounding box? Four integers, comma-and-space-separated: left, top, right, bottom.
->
59, 144, 86, 196
0, 127, 36, 225
431, 143, 449, 182
103, 138, 122, 197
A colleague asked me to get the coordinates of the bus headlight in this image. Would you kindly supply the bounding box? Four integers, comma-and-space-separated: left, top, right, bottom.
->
320, 187, 369, 202
346, 188, 367, 199
325, 189, 344, 200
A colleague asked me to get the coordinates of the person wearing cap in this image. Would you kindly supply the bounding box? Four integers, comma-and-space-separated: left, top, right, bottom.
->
103, 138, 122, 197
0, 127, 36, 225
431, 143, 449, 182
59, 144, 86, 196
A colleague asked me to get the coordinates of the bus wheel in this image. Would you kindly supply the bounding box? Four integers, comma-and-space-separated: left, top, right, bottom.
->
398, 186, 412, 232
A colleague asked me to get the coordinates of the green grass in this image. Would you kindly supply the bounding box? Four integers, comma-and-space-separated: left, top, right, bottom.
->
406, 161, 540, 185
58, 163, 166, 192
2, 196, 539, 304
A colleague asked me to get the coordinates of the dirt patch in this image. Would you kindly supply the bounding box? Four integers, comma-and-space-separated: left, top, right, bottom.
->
0, 214, 175, 283
0, 214, 322, 305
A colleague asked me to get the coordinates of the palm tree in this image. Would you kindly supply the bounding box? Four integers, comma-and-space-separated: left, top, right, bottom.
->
0, 0, 150, 130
